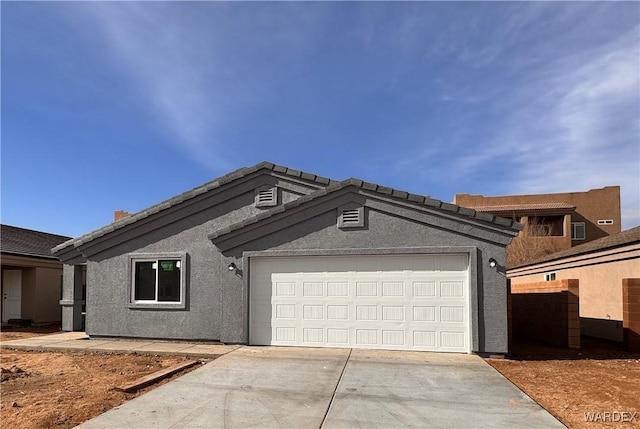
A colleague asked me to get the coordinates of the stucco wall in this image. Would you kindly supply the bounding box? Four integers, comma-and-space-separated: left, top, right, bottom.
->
509, 245, 640, 321
82, 180, 512, 354
84, 175, 319, 341
1, 256, 63, 324
34, 267, 62, 323
455, 186, 621, 244
218, 196, 511, 354
21, 268, 36, 321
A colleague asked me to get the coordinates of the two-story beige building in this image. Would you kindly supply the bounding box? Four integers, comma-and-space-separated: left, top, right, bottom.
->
454, 186, 621, 267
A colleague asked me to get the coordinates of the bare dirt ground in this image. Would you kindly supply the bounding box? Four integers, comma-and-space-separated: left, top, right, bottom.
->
487, 337, 640, 429
1, 327, 210, 429
3, 327, 638, 428
0, 324, 61, 342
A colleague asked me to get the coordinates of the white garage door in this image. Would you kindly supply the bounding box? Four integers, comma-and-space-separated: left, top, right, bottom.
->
249, 254, 470, 353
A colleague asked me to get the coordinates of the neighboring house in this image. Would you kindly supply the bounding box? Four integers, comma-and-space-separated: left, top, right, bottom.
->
1, 225, 72, 325
52, 162, 521, 354
453, 187, 621, 266
508, 226, 640, 342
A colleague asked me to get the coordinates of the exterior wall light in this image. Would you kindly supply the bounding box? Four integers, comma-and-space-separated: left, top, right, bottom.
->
228, 262, 238, 272
488, 257, 506, 277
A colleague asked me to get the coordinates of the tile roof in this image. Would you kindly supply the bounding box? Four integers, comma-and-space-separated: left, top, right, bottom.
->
509, 226, 640, 269
209, 178, 523, 240
52, 162, 337, 254
470, 203, 576, 213
1, 225, 72, 259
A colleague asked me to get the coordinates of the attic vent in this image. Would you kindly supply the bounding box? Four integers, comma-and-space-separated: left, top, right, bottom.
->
255, 187, 278, 207
338, 205, 365, 229
342, 209, 360, 223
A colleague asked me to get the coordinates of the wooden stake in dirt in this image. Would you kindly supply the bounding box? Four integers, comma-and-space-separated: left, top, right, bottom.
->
115, 360, 200, 393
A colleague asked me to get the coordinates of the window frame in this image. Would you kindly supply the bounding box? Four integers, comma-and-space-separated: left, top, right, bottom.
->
544, 272, 557, 281
128, 253, 187, 309
571, 222, 586, 240
597, 219, 614, 225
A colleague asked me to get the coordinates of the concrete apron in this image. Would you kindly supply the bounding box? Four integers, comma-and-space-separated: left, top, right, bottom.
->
78, 346, 350, 429
323, 349, 564, 429
78, 347, 563, 429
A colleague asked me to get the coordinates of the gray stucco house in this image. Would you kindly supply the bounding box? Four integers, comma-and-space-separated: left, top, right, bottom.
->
52, 162, 521, 354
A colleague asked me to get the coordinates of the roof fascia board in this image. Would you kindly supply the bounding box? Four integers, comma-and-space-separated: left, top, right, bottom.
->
52, 246, 87, 265
1, 251, 59, 261
364, 195, 519, 243
508, 230, 640, 269
212, 187, 519, 252
52, 164, 333, 256
0, 253, 65, 268
482, 208, 575, 216
73, 170, 325, 259
508, 242, 640, 276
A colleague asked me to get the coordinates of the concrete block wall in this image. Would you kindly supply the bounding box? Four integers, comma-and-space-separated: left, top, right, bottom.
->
510, 279, 580, 348
623, 278, 640, 353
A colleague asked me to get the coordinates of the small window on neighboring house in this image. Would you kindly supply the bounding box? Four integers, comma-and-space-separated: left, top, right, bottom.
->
255, 186, 278, 207
338, 205, 365, 229
130, 253, 187, 307
571, 222, 586, 240
598, 219, 614, 225
544, 272, 557, 281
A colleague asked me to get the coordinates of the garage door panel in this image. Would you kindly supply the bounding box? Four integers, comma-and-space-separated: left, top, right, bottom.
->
327, 305, 349, 320
413, 281, 436, 297
250, 255, 470, 353
440, 281, 465, 298
327, 328, 349, 344
381, 282, 404, 297
382, 306, 404, 322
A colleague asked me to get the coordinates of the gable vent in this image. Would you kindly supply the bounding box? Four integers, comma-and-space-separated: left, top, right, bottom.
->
258, 189, 275, 202
338, 205, 365, 229
255, 187, 278, 207
342, 209, 361, 224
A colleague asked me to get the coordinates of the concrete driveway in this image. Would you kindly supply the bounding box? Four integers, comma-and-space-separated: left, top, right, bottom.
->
78, 347, 563, 429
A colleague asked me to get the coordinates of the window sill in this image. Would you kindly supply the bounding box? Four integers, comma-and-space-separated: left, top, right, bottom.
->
128, 302, 186, 310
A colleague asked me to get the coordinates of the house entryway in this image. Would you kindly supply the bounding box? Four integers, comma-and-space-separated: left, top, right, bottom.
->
2, 269, 22, 323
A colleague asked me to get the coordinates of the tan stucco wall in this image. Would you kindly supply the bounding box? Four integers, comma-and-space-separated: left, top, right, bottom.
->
509, 244, 640, 321
20, 268, 37, 321
455, 186, 621, 243
34, 267, 62, 323
1, 255, 63, 324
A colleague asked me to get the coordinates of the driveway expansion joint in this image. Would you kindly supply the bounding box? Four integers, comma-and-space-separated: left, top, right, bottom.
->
320, 348, 352, 429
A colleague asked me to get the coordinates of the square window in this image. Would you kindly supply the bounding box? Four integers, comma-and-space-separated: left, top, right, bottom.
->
571, 222, 586, 240
130, 254, 186, 308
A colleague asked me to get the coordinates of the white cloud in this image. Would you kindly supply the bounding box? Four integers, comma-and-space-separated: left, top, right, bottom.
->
82, 2, 333, 173
84, 2, 231, 172
484, 25, 640, 229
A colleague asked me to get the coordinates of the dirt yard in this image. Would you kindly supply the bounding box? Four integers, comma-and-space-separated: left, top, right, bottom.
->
487, 337, 640, 429
2, 327, 638, 429
0, 324, 61, 342
1, 326, 210, 429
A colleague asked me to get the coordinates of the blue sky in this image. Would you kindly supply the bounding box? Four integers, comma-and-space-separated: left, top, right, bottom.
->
2, 2, 639, 238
